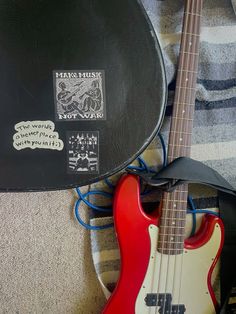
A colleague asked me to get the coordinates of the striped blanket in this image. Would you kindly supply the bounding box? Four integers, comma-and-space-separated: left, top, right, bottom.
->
89, 0, 236, 300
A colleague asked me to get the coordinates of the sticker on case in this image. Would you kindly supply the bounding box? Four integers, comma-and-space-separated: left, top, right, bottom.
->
13, 121, 64, 151
53, 70, 106, 121
67, 131, 99, 174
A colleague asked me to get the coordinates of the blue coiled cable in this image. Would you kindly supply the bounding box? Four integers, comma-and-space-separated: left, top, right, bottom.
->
74, 133, 218, 232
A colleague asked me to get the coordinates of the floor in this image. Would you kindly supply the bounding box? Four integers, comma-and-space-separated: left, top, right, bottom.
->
0, 187, 106, 314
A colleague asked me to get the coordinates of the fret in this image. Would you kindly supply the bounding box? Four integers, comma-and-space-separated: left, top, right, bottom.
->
161, 207, 187, 211
161, 214, 187, 219
160, 231, 185, 236
180, 64, 199, 72
159, 233, 185, 238
163, 213, 188, 219
173, 102, 195, 106
172, 106, 195, 112
161, 205, 187, 209
170, 124, 193, 131
161, 223, 186, 229
176, 86, 196, 90
178, 69, 198, 74
169, 132, 193, 140
160, 224, 185, 229
159, 231, 185, 236
158, 239, 185, 245
159, 239, 185, 244
158, 241, 184, 248
161, 228, 185, 234
161, 209, 186, 214
181, 66, 197, 75
181, 59, 199, 70
164, 199, 188, 203
171, 119, 194, 126
164, 207, 188, 211
161, 201, 188, 210
159, 226, 185, 230
170, 131, 193, 138
161, 216, 186, 222
161, 208, 187, 212
158, 249, 183, 255
180, 51, 199, 56
167, 189, 188, 194
171, 117, 193, 122
185, 32, 200, 37
185, 12, 201, 17
169, 196, 186, 202
159, 243, 185, 251
158, 243, 185, 249
158, 241, 185, 247
163, 196, 188, 201
161, 217, 186, 221
162, 205, 188, 210
161, 219, 186, 224
159, 245, 184, 250
158, 240, 183, 245
170, 130, 192, 135
163, 208, 186, 219
160, 223, 185, 234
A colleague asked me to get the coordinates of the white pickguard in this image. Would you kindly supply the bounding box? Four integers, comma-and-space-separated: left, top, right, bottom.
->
135, 224, 221, 314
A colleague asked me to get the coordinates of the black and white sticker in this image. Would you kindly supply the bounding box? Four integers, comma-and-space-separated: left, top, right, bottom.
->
67, 131, 99, 174
53, 70, 106, 121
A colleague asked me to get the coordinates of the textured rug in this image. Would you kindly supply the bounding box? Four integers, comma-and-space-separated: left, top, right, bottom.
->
89, 0, 236, 303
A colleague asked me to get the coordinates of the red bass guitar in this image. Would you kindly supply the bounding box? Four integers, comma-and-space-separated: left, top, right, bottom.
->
102, 0, 224, 313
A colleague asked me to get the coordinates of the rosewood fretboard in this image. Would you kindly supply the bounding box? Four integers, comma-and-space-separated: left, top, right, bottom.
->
158, 0, 203, 255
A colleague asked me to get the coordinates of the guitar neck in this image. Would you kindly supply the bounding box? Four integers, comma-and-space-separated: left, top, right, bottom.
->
168, 0, 203, 162
158, 0, 203, 255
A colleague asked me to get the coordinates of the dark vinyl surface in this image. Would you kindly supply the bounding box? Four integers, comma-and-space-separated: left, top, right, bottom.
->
0, 0, 166, 191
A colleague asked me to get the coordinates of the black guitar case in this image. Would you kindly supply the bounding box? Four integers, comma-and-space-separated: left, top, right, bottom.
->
0, 0, 166, 191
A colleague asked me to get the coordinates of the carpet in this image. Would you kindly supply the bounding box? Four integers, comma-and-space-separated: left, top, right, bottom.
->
0, 188, 106, 313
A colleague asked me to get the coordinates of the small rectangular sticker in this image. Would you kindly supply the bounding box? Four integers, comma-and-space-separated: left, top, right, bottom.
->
67, 131, 99, 174
53, 70, 106, 121
13, 121, 64, 151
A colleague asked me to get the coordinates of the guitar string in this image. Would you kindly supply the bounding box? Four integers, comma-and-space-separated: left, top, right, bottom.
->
175, 1, 202, 313
172, 1, 196, 313
154, 1, 191, 313
177, 0, 202, 311
165, 1, 196, 313
170, 0, 196, 310
152, 1, 203, 312
157, 0, 201, 312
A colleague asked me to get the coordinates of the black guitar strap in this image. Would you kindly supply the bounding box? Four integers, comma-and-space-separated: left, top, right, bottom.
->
127, 157, 236, 313
219, 192, 236, 314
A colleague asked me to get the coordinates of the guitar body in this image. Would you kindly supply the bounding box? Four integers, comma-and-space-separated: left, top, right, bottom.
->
103, 175, 224, 314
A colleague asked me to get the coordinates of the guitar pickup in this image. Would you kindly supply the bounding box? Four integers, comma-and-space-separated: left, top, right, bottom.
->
145, 293, 157, 306
145, 293, 186, 313
170, 304, 186, 314
157, 303, 186, 314
145, 293, 172, 307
